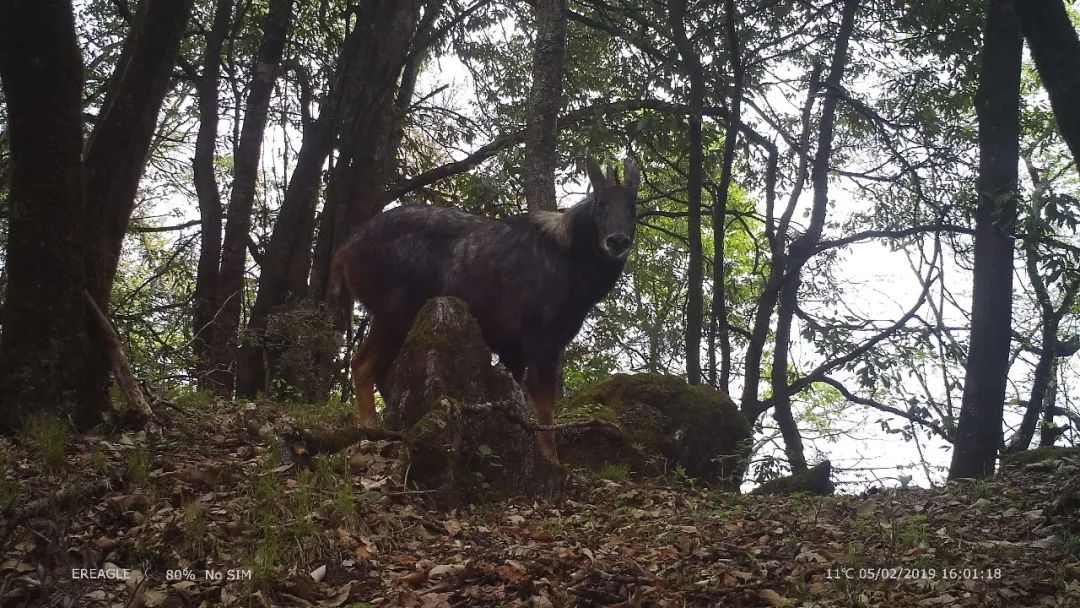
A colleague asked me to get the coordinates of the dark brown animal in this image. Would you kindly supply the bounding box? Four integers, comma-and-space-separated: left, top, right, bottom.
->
332, 157, 640, 460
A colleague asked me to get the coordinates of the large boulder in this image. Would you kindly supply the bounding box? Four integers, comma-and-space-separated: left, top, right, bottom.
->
381, 297, 567, 505
557, 374, 751, 490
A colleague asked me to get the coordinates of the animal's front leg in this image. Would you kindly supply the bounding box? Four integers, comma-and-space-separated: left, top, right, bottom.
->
525, 361, 559, 462
527, 386, 558, 462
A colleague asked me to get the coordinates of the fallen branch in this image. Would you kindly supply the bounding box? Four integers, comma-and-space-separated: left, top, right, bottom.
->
0, 473, 124, 541
84, 290, 154, 425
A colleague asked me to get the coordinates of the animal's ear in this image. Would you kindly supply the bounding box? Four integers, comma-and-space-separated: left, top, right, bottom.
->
623, 157, 640, 194
586, 155, 606, 193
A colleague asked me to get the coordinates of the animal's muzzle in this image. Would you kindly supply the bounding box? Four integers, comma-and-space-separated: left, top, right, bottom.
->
604, 234, 631, 259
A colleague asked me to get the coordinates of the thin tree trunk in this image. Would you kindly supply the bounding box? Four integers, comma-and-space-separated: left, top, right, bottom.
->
708, 0, 743, 392
1039, 369, 1062, 447
771, 277, 808, 472
523, 0, 566, 212
1007, 245, 1078, 452
81, 0, 196, 412
192, 0, 234, 389
741, 73, 817, 419
949, 0, 1022, 480
235, 102, 335, 397
668, 0, 705, 385
767, 0, 859, 473
310, 0, 426, 307
83, 0, 197, 303
207, 0, 294, 395
0, 0, 97, 431
1014, 0, 1080, 173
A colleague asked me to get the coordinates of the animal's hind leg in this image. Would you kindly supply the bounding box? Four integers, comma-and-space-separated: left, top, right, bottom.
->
350, 307, 419, 428
351, 325, 382, 428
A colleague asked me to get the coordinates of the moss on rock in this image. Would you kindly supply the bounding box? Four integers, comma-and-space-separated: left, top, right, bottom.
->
1002, 446, 1080, 467
752, 461, 834, 496
557, 373, 751, 490
383, 297, 567, 506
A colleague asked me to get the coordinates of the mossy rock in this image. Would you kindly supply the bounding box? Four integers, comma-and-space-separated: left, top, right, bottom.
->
752, 461, 834, 496
384, 297, 568, 505
1002, 446, 1080, 467
382, 298, 519, 431
557, 373, 751, 489
407, 398, 567, 505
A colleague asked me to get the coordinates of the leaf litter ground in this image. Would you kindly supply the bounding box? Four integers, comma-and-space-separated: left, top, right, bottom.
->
1, 401, 1078, 607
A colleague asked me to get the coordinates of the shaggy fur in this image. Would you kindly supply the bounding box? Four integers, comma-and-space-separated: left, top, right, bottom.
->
335, 157, 641, 459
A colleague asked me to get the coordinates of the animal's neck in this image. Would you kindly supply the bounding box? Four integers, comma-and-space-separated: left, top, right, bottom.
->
567, 207, 625, 303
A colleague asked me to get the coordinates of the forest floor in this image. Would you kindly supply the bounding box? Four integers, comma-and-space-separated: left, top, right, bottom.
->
1, 398, 1078, 608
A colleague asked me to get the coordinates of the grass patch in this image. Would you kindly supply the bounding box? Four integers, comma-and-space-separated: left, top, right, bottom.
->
329, 486, 359, 530
599, 462, 630, 482
181, 500, 212, 557
170, 389, 218, 408
22, 414, 70, 471
1061, 534, 1080, 558
244, 535, 282, 593
0, 452, 22, 510
241, 452, 340, 591
91, 449, 109, 473
124, 448, 151, 487
279, 393, 356, 429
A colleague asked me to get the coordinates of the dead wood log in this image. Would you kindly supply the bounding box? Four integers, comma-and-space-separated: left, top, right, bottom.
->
84, 290, 153, 424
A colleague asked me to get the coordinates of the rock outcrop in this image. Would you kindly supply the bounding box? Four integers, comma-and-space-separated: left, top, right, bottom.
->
380, 297, 567, 505
556, 373, 751, 490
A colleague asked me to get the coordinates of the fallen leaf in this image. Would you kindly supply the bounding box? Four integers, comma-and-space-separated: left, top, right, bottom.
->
398, 570, 427, 585
428, 563, 465, 578
758, 588, 787, 607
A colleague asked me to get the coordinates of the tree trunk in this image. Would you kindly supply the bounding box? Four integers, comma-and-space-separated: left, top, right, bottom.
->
1038, 370, 1062, 447
301, 1, 425, 397
80, 0, 196, 411
949, 0, 1022, 480
192, 0, 234, 389
207, 0, 294, 395
740, 69, 818, 420
0, 0, 97, 431
522, 0, 566, 213
310, 1, 426, 305
234, 106, 335, 397
771, 276, 808, 472
1014, 0, 1080, 173
83, 0, 197, 304
764, 0, 859, 473
708, 0, 742, 392
1006, 237, 1078, 452
668, 0, 705, 386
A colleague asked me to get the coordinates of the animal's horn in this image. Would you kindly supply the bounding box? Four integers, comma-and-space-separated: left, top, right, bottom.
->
585, 154, 605, 193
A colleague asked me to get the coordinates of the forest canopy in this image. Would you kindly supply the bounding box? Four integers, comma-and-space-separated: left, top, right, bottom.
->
1, 0, 1080, 489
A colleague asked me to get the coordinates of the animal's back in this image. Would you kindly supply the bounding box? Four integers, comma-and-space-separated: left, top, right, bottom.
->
337, 205, 487, 313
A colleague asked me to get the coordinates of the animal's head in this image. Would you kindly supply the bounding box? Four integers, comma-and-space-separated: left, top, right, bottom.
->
585, 155, 640, 262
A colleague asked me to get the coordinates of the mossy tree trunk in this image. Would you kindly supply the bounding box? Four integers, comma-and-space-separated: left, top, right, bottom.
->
0, 0, 96, 431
